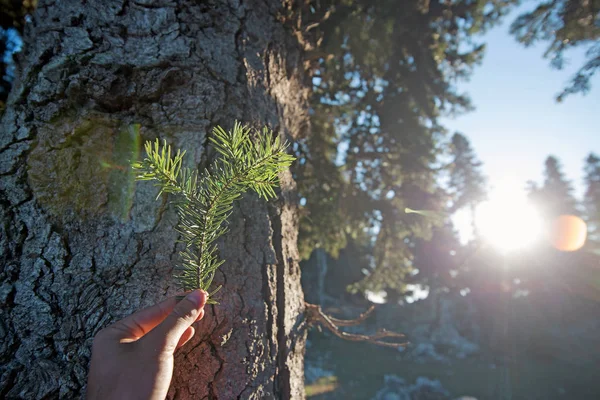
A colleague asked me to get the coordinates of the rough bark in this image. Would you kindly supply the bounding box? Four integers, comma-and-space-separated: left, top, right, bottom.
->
0, 0, 309, 398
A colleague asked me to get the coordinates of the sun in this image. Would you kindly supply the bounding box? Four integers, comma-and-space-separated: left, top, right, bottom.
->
474, 183, 542, 252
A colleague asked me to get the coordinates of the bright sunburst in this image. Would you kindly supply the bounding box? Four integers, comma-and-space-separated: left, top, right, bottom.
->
475, 182, 542, 252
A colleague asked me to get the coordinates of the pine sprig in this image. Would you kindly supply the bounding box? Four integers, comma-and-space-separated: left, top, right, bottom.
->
132, 122, 295, 303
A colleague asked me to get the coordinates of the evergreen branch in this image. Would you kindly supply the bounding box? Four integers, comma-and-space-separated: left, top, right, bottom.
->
132, 122, 295, 303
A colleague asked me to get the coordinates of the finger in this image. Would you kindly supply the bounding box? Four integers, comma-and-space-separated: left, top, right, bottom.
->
107, 297, 178, 340
176, 326, 195, 350
197, 307, 206, 322
176, 308, 205, 350
144, 289, 207, 352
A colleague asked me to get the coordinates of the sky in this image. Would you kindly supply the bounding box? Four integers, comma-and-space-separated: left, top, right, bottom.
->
441, 6, 600, 200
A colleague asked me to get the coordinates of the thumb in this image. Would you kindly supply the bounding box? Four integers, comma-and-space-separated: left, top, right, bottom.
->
144, 289, 207, 353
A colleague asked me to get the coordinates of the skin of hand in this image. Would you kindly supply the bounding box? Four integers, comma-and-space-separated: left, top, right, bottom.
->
87, 289, 207, 400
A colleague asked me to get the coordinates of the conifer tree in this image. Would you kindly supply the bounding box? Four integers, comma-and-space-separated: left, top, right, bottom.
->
584, 153, 600, 243
299, 0, 514, 295
528, 156, 578, 223
510, 0, 600, 100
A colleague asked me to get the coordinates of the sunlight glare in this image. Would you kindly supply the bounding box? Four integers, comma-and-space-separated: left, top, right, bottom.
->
475, 183, 541, 252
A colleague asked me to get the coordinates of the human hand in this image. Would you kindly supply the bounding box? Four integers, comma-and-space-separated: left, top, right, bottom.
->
87, 289, 207, 400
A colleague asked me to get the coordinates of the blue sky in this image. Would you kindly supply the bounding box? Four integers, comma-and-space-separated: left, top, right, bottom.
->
442, 6, 600, 199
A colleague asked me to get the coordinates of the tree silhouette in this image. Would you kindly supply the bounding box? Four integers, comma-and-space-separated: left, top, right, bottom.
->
584, 153, 600, 244
510, 0, 600, 100
529, 156, 578, 220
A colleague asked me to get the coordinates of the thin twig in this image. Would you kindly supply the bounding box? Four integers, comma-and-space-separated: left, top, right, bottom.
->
327, 305, 375, 327
305, 302, 408, 348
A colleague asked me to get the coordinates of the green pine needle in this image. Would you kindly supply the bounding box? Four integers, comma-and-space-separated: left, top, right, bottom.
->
132, 122, 295, 304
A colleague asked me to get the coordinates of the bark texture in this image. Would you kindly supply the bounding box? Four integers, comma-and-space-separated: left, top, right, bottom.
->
0, 0, 309, 398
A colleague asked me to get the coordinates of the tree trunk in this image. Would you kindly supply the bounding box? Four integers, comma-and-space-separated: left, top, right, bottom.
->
0, 1, 309, 398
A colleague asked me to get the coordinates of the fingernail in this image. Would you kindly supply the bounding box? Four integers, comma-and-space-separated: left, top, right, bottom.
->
186, 289, 207, 308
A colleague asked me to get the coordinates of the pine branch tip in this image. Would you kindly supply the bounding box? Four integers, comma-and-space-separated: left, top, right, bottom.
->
132, 123, 295, 299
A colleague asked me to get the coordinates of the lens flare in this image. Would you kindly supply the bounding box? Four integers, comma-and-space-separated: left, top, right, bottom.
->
549, 215, 587, 252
